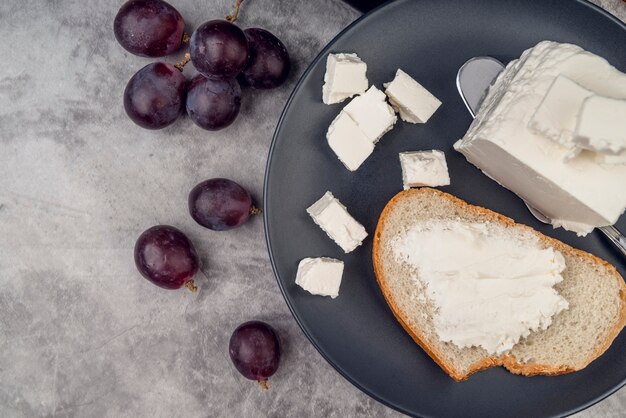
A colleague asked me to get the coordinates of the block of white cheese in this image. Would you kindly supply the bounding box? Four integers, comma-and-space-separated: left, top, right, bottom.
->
295, 257, 344, 298
307, 191, 367, 253
528, 75, 593, 156
573, 95, 626, 156
342, 86, 397, 143
326, 112, 375, 171
322, 53, 368, 105
384, 69, 442, 124
454, 41, 626, 235
399, 150, 450, 189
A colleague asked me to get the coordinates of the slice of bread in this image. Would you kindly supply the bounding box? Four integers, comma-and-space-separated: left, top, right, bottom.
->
373, 188, 626, 381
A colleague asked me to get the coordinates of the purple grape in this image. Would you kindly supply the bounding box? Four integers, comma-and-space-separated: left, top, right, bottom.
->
134, 225, 199, 291
124, 62, 187, 129
189, 20, 249, 80
188, 178, 253, 231
114, 0, 185, 57
229, 321, 280, 388
186, 74, 241, 130
238, 28, 290, 89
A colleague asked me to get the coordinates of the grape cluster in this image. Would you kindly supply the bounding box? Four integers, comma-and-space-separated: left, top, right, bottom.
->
115, 0, 290, 130
121, 0, 284, 388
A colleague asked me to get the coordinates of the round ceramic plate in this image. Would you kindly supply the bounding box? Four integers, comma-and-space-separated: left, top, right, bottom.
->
263, 0, 626, 416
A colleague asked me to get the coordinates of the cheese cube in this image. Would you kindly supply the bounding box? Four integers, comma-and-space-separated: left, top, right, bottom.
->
322, 53, 368, 105
528, 75, 593, 152
384, 69, 441, 124
326, 112, 374, 171
307, 191, 367, 253
574, 95, 626, 155
399, 150, 450, 189
295, 257, 344, 298
343, 86, 397, 143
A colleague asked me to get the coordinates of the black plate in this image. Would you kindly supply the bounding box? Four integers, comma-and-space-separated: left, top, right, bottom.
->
263, 1, 626, 416
342, 0, 387, 13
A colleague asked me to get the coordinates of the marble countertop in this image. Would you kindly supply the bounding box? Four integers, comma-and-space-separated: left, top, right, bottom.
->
0, 0, 624, 417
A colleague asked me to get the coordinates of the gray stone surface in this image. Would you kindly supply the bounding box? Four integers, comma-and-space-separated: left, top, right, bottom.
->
0, 0, 624, 417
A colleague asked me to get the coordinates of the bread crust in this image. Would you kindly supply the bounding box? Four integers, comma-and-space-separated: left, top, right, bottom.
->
372, 187, 626, 381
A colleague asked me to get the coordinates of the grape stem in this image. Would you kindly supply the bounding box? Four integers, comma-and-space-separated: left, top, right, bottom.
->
249, 205, 262, 215
182, 32, 190, 45
185, 280, 198, 293
225, 0, 244, 23
258, 379, 269, 390
175, 53, 191, 72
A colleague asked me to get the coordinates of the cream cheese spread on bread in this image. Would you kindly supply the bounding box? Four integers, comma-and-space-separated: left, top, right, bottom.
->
392, 219, 569, 355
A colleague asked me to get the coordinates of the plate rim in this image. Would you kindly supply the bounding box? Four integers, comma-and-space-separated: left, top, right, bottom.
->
262, 0, 626, 416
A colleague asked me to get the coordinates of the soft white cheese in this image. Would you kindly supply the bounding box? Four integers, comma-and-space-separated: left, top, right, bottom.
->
342, 86, 397, 143
551, 218, 595, 236
326, 112, 374, 171
528, 75, 592, 157
454, 41, 626, 235
596, 151, 626, 166
392, 220, 569, 355
307, 191, 367, 253
322, 53, 368, 105
295, 257, 344, 298
399, 150, 450, 189
384, 69, 442, 124
573, 95, 626, 155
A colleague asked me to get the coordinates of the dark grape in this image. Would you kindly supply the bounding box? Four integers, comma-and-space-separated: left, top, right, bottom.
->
238, 28, 290, 89
114, 0, 185, 57
124, 62, 187, 129
189, 20, 249, 80
186, 75, 241, 130
134, 225, 199, 291
188, 178, 252, 231
229, 321, 280, 388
